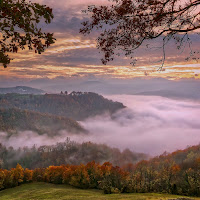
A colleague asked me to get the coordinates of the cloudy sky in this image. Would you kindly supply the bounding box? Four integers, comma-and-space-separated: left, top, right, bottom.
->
1, 0, 200, 84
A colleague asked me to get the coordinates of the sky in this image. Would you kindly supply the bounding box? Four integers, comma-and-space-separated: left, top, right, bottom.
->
0, 0, 200, 84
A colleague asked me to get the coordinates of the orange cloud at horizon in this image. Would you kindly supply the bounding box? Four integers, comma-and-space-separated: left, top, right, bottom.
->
1, 62, 200, 81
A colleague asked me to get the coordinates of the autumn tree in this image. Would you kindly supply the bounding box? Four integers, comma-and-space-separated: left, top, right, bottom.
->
23, 168, 33, 183
11, 163, 24, 187
0, 169, 5, 189
0, 0, 55, 68
80, 0, 200, 67
45, 166, 66, 184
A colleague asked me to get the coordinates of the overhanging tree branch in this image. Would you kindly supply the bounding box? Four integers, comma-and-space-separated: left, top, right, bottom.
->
80, 0, 200, 67
0, 0, 56, 68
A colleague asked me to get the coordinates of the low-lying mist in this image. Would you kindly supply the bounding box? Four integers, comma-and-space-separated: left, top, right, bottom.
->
0, 131, 79, 149
79, 95, 200, 155
0, 95, 199, 156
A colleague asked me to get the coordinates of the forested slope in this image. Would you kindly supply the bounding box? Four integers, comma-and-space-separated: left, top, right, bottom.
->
0, 108, 85, 135
0, 139, 147, 169
0, 92, 125, 120
0, 144, 199, 197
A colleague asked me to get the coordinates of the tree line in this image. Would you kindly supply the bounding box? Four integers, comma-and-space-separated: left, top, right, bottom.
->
0, 144, 199, 196
0, 139, 147, 169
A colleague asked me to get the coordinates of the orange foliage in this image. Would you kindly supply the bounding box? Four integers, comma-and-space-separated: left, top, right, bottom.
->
0, 154, 199, 197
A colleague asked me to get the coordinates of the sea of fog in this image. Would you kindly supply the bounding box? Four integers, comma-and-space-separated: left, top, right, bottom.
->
79, 95, 200, 155
1, 95, 200, 156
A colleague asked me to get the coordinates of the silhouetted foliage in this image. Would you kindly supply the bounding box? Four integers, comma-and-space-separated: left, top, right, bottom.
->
0, 0, 55, 68
80, 0, 200, 67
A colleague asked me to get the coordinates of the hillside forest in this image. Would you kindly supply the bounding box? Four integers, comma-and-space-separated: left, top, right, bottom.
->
0, 144, 199, 196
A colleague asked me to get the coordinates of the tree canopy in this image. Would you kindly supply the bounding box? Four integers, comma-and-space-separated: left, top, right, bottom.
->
0, 0, 55, 68
80, 0, 200, 67
0, 144, 200, 196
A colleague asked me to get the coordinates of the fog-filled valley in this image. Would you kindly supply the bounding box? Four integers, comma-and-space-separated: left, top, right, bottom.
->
0, 90, 200, 197
0, 90, 199, 166
81, 94, 200, 155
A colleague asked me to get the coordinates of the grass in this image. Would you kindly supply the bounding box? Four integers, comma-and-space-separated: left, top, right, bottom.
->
0, 183, 199, 200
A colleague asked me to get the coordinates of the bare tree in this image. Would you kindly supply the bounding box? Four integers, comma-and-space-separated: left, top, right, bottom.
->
0, 0, 56, 68
80, 0, 200, 67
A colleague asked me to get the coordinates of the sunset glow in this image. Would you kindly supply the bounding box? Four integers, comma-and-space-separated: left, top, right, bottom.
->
0, 0, 199, 82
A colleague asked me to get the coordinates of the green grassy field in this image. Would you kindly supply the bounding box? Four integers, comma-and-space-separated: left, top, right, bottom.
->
0, 183, 199, 200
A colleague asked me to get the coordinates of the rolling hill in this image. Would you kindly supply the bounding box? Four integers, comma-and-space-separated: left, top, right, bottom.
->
0, 108, 86, 135
0, 92, 125, 120
0, 86, 44, 94
0, 182, 197, 200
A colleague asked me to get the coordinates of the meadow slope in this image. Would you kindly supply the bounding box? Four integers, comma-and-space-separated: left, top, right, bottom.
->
0, 183, 199, 200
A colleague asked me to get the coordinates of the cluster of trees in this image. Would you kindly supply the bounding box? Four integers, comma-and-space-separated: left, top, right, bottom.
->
0, 162, 127, 192
0, 164, 30, 189
122, 148, 200, 196
0, 138, 147, 169
0, 145, 200, 196
0, 92, 125, 121
0, 108, 85, 135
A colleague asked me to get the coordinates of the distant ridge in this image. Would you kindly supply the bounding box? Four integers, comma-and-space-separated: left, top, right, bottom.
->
135, 89, 200, 99
0, 86, 45, 94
